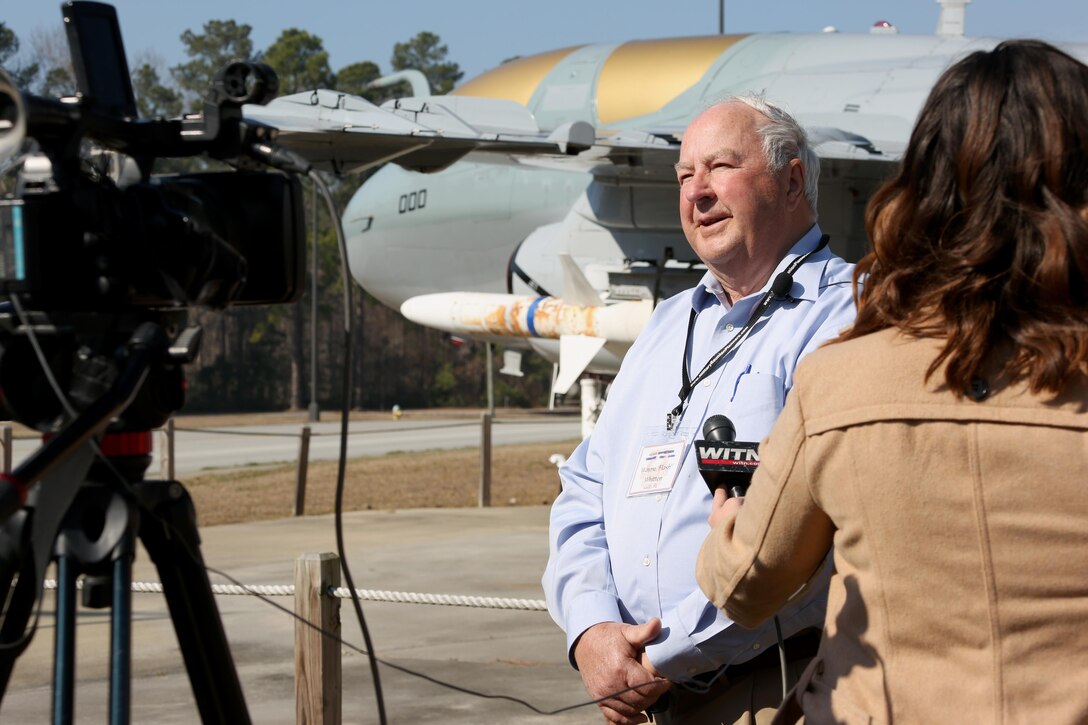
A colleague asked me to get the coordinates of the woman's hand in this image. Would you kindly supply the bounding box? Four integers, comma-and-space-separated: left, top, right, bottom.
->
707, 487, 744, 528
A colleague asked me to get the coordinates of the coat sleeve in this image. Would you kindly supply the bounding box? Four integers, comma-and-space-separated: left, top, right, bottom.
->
696, 379, 835, 628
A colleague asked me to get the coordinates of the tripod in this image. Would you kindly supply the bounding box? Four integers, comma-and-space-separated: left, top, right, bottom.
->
0, 322, 251, 723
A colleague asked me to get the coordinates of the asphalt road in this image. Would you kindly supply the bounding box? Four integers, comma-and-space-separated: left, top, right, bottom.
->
8, 415, 583, 477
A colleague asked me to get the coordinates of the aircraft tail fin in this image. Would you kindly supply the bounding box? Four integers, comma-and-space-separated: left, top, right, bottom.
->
553, 334, 607, 395
558, 253, 603, 308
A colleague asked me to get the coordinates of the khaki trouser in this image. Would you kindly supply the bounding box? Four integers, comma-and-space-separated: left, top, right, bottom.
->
648, 656, 812, 725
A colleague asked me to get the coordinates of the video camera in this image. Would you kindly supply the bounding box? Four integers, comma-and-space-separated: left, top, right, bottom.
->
0, 9, 313, 715
0, 1, 306, 430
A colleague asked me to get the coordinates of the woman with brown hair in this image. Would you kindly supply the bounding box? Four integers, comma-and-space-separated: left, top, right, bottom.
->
696, 40, 1088, 724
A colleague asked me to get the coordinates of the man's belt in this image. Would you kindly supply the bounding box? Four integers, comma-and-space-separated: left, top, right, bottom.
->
645, 628, 822, 716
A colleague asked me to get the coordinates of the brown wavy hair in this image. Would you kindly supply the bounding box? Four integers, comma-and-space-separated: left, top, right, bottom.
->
841, 40, 1088, 396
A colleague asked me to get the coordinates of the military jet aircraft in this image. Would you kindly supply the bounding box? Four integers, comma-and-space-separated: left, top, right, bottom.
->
247, 1, 1088, 427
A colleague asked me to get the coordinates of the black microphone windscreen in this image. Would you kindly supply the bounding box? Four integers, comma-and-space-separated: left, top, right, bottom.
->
703, 414, 736, 442
771, 272, 793, 300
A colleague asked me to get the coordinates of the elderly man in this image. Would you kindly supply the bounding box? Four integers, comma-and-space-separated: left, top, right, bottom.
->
542, 96, 856, 725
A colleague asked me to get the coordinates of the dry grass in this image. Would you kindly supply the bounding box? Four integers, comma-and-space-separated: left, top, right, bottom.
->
3, 408, 579, 526
186, 439, 581, 527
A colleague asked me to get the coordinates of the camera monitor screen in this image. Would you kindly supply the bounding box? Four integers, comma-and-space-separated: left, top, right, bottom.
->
62, 1, 138, 119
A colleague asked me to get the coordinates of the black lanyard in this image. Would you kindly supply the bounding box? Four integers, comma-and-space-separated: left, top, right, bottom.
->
666, 234, 830, 431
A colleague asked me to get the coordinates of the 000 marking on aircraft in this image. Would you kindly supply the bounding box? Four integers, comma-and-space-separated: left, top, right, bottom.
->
398, 189, 428, 214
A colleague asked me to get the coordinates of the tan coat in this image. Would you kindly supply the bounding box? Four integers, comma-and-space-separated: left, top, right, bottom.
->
696, 328, 1088, 724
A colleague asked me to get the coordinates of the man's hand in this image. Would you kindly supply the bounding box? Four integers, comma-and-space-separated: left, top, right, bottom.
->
573, 619, 671, 724
708, 487, 744, 529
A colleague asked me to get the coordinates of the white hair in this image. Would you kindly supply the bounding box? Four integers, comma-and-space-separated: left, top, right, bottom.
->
716, 93, 820, 213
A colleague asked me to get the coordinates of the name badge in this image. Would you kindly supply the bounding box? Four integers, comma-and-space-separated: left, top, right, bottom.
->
627, 440, 687, 497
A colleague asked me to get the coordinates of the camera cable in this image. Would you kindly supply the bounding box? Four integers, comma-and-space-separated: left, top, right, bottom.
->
245, 138, 390, 723
308, 167, 388, 725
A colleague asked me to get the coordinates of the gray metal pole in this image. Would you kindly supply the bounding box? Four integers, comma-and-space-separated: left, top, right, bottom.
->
486, 343, 495, 415
719, 0, 724, 34
308, 180, 320, 422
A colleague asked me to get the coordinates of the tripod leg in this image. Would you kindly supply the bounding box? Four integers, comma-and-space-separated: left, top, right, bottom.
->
109, 541, 132, 725
0, 511, 40, 703
137, 481, 251, 725
53, 556, 77, 725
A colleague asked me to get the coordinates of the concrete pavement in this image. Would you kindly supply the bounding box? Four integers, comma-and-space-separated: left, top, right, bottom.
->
0, 505, 596, 724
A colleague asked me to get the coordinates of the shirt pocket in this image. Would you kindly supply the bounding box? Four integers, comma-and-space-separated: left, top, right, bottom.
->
728, 369, 785, 440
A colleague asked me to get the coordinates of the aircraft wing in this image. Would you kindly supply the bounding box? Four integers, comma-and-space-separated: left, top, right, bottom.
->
243, 90, 594, 175
245, 89, 897, 180
509, 120, 899, 182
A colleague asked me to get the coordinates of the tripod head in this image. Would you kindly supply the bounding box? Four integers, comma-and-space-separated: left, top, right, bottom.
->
0, 308, 190, 433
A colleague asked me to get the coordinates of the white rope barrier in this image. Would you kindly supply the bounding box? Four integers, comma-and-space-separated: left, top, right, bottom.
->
41, 579, 548, 611
328, 588, 548, 611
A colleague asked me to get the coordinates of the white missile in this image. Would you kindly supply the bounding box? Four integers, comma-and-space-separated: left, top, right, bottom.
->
401, 291, 652, 396
401, 254, 654, 407
399, 292, 652, 343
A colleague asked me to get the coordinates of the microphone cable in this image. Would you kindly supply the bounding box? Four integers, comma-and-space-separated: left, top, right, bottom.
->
308, 167, 388, 724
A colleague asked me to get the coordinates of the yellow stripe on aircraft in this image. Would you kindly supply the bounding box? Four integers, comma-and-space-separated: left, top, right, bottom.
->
451, 46, 585, 105
596, 35, 747, 125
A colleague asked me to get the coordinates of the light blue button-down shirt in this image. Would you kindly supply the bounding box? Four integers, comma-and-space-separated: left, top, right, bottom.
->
543, 225, 856, 681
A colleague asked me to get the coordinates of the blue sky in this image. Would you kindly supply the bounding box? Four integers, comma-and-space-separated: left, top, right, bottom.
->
5, 1, 1086, 85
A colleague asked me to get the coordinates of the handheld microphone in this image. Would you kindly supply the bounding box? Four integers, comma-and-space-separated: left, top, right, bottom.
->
696, 414, 759, 498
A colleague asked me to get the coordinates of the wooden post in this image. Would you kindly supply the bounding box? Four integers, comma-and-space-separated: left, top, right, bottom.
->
479, 412, 492, 507
295, 552, 341, 725
295, 426, 312, 516
1, 425, 11, 474
159, 418, 175, 480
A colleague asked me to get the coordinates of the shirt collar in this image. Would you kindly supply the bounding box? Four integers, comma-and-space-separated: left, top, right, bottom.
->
690, 224, 826, 312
